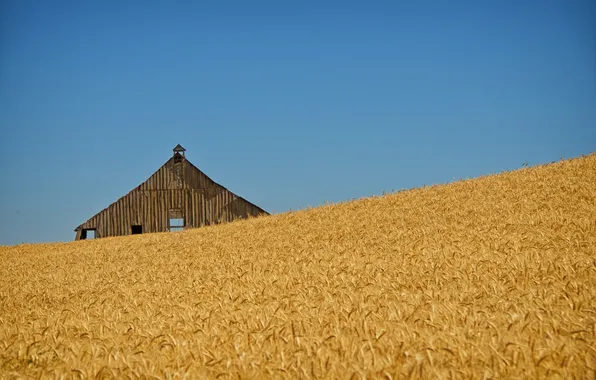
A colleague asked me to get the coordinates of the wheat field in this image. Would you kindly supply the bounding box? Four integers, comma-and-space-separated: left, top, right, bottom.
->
1, 154, 595, 379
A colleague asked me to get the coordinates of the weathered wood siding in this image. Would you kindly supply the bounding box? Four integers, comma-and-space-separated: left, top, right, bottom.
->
75, 154, 268, 239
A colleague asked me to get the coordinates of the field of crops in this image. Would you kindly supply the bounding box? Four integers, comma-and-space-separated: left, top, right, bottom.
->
1, 154, 595, 379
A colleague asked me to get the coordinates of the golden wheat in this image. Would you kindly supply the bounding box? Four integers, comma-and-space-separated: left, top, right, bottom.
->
1, 154, 595, 379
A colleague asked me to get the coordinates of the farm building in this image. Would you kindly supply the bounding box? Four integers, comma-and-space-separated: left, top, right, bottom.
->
74, 144, 268, 240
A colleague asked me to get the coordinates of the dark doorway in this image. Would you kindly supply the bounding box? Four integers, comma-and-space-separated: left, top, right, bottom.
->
131, 225, 143, 235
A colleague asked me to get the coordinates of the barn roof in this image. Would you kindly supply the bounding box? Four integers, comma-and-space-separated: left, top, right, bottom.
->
74, 149, 267, 232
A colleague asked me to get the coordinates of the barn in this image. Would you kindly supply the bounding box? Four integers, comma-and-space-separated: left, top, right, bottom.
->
74, 144, 268, 240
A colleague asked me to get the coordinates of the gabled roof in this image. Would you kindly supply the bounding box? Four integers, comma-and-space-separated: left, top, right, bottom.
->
74, 152, 268, 232
173, 144, 186, 153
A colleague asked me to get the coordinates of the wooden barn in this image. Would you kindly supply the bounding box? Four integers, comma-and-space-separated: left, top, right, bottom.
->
74, 145, 268, 240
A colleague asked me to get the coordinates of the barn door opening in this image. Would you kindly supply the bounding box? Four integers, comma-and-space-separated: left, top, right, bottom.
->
169, 209, 185, 232
131, 225, 143, 235
81, 228, 96, 240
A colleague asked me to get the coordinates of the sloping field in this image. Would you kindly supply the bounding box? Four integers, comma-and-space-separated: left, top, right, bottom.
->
1, 154, 595, 379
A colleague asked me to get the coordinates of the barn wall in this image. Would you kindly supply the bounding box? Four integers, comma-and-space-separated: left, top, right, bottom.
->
75, 155, 268, 239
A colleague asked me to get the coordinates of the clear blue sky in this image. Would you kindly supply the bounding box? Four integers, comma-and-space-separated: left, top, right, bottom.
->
1, 1, 594, 245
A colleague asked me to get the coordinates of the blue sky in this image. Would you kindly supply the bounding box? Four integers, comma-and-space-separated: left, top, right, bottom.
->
0, 1, 594, 245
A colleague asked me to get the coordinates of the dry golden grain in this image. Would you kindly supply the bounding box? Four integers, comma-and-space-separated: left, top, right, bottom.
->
1, 154, 595, 378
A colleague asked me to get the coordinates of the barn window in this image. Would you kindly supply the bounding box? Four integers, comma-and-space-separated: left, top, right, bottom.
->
81, 228, 96, 240
131, 225, 143, 234
169, 218, 184, 232
169, 209, 185, 232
